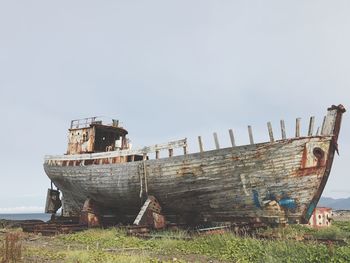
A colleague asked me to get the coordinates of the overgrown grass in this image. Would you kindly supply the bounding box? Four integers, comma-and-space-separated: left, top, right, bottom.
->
61, 228, 149, 249
25, 247, 156, 263
5, 221, 347, 262
257, 221, 350, 241
334, 221, 350, 234
55, 225, 350, 263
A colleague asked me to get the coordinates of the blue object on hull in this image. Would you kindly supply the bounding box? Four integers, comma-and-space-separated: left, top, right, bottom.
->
278, 198, 297, 210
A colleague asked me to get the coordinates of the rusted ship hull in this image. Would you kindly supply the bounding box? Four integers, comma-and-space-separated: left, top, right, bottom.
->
44, 105, 345, 225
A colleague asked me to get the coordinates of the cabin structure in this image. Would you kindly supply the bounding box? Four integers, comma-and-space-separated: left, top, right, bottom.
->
67, 117, 129, 155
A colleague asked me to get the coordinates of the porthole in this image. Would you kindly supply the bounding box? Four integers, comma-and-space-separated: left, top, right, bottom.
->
313, 147, 324, 160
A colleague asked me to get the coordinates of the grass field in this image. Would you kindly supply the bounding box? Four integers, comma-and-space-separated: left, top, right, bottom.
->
1, 221, 350, 262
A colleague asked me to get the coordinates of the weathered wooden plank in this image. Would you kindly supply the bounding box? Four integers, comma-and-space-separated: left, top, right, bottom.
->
213, 132, 220, 149
280, 120, 286, 140
295, 118, 301, 137
267, 122, 274, 142
308, 116, 315, 136
248, 126, 254, 144
229, 129, 236, 147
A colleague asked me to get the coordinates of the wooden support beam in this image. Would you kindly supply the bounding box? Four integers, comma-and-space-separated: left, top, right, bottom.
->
133, 196, 165, 229
155, 150, 160, 159
267, 122, 274, 142
198, 136, 204, 152
80, 198, 101, 227
248, 125, 254, 145
308, 116, 315, 136
295, 118, 301, 137
168, 148, 173, 157
213, 132, 220, 149
143, 153, 147, 161
131, 155, 135, 162
183, 146, 187, 155
229, 129, 236, 147
280, 120, 286, 140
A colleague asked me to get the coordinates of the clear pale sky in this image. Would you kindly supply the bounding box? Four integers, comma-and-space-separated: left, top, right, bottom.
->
0, 1, 349, 213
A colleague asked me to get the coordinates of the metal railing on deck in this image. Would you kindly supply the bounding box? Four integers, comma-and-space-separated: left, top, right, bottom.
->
70, 117, 98, 129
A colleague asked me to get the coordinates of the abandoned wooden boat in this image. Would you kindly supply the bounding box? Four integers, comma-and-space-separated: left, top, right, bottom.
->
44, 105, 345, 227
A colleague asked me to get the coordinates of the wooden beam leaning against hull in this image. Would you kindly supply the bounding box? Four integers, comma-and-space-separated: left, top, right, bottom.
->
43, 105, 346, 225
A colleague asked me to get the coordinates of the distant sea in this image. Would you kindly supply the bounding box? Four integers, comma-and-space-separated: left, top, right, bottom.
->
0, 213, 51, 221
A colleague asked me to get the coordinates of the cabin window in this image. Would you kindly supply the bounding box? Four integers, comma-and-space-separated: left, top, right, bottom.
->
94, 128, 118, 152
127, 155, 143, 162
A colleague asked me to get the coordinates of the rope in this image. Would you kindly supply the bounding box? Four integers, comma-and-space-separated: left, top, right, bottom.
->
144, 161, 148, 194
139, 163, 143, 198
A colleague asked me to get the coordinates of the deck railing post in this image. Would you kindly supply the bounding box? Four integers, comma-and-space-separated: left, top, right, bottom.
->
321, 116, 326, 135
296, 118, 301, 137
248, 125, 254, 145
229, 129, 236, 147
198, 136, 204, 152
267, 122, 274, 142
213, 132, 220, 149
308, 116, 315, 136
280, 120, 286, 139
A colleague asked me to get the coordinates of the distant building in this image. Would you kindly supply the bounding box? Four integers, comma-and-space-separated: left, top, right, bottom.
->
308, 207, 332, 228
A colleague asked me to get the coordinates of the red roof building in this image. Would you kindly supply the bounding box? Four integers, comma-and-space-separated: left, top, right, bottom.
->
308, 207, 332, 228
